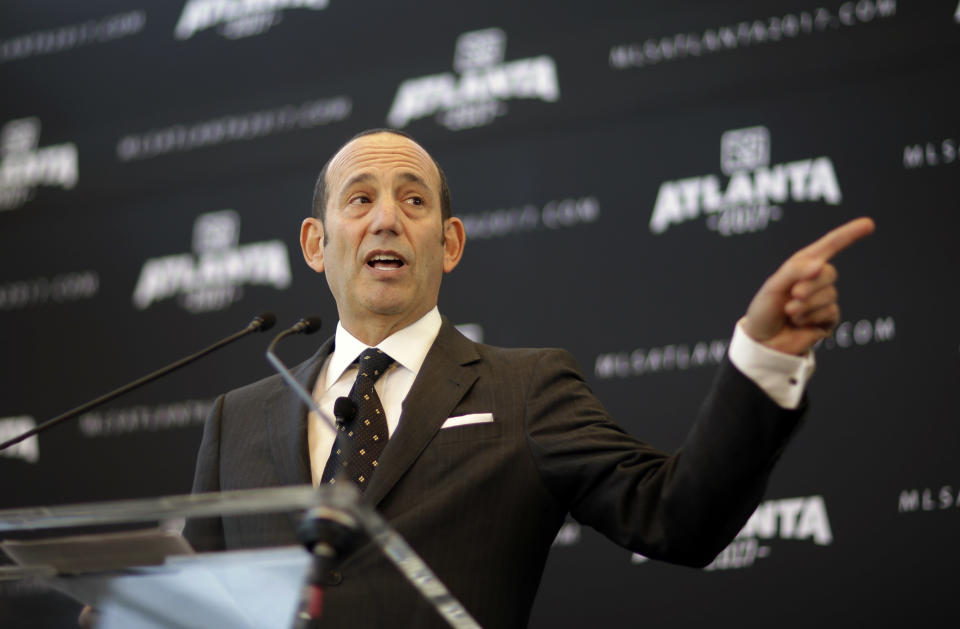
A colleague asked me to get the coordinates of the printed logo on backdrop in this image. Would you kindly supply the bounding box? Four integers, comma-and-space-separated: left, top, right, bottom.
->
820, 315, 894, 350
132, 209, 291, 313
898, 484, 960, 515
461, 196, 599, 240
903, 135, 957, 170
387, 27, 560, 131
649, 125, 842, 237
0, 11, 145, 63
595, 335, 729, 380
0, 117, 78, 211
631, 495, 833, 571
609, 2, 897, 70
79, 400, 212, 437
595, 315, 892, 380
116, 96, 351, 162
174, 0, 329, 40
0, 271, 99, 311
0, 416, 38, 463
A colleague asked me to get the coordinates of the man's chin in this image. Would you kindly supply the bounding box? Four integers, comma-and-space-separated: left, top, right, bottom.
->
359, 295, 414, 317
353, 285, 436, 322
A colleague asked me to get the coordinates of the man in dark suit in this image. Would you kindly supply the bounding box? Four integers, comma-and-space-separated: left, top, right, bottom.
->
184, 129, 874, 628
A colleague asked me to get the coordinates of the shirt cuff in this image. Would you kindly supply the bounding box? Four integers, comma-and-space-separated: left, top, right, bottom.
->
728, 319, 815, 410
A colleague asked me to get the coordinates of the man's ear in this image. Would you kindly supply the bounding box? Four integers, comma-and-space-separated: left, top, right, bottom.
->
442, 217, 466, 273
300, 217, 325, 273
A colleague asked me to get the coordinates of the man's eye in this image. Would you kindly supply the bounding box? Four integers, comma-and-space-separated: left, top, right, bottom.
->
349, 195, 371, 204
407, 197, 423, 206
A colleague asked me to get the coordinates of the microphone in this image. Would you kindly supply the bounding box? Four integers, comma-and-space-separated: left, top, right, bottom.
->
333, 397, 356, 428
266, 316, 482, 629
292, 316, 323, 335
265, 316, 322, 355
265, 315, 351, 439
250, 312, 277, 331
264, 316, 336, 430
265, 315, 352, 626
0, 312, 277, 452
264, 315, 357, 483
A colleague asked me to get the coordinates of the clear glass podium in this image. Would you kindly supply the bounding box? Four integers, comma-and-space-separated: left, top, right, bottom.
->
0, 485, 481, 628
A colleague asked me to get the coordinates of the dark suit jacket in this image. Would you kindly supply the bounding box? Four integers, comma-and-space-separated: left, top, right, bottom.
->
185, 319, 803, 628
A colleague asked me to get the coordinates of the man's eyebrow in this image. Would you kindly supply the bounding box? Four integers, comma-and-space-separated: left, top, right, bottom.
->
341, 173, 375, 193
397, 171, 430, 189
339, 172, 431, 193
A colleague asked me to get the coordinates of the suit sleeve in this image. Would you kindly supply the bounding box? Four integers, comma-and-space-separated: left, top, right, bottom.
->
182, 394, 227, 552
524, 349, 804, 567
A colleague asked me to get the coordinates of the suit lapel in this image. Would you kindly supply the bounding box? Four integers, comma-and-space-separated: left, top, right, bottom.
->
264, 337, 334, 486
364, 320, 480, 507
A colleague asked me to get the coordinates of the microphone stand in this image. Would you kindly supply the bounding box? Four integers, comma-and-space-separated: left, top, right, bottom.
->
0, 313, 276, 452
266, 320, 481, 629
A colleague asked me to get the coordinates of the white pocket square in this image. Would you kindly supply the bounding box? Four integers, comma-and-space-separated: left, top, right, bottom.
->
441, 413, 494, 429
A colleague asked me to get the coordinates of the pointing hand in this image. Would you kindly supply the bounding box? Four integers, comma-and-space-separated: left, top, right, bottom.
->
742, 217, 875, 356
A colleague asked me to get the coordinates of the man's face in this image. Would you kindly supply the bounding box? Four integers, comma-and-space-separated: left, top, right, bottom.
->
300, 133, 464, 339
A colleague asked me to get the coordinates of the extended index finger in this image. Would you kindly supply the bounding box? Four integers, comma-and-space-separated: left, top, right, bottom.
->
799, 217, 876, 262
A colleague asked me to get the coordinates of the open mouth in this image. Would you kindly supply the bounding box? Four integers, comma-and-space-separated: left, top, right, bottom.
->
366, 254, 405, 270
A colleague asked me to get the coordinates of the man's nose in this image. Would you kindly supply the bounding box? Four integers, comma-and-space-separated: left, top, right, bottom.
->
369, 197, 402, 234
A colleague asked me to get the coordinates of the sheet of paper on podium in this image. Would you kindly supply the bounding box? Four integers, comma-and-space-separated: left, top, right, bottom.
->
2, 528, 193, 573
50, 546, 311, 629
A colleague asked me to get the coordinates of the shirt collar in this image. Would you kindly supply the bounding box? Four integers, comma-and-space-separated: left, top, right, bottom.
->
327, 307, 442, 385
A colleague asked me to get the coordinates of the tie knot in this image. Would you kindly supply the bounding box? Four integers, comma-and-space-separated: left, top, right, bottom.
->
355, 348, 394, 384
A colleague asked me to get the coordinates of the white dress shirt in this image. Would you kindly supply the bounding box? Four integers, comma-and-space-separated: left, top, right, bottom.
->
307, 307, 443, 487
307, 307, 814, 486
728, 317, 816, 410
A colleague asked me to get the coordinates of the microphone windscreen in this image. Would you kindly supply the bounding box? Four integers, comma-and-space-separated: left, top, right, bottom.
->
300, 316, 323, 334
254, 312, 277, 332
333, 396, 356, 423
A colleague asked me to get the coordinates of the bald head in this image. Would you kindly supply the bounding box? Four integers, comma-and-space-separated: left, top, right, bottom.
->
312, 129, 452, 224
298, 128, 466, 345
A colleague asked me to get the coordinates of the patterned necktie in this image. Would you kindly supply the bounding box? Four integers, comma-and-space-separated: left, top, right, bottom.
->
320, 348, 394, 489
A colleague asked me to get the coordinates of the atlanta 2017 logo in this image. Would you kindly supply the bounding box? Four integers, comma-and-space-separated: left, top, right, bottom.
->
649, 125, 842, 237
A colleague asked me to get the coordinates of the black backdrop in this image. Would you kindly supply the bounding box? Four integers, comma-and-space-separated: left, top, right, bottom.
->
1, 1, 958, 626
